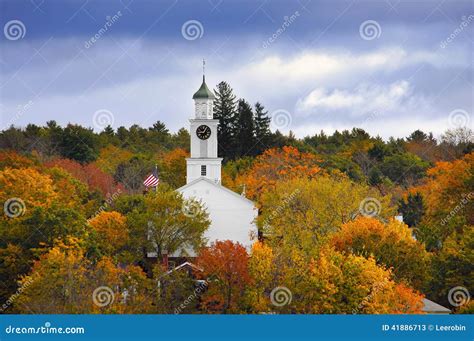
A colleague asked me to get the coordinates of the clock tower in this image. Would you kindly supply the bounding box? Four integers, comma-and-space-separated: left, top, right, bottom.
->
186, 75, 222, 184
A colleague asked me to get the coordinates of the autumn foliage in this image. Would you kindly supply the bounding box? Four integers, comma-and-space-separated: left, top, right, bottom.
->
45, 158, 124, 196
332, 217, 430, 289
196, 240, 250, 313
235, 146, 322, 201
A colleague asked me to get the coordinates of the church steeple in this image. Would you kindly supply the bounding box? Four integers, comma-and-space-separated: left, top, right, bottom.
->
192, 61, 215, 119
186, 69, 222, 184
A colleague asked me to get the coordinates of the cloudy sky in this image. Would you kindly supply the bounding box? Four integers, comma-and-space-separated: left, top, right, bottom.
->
0, 0, 473, 139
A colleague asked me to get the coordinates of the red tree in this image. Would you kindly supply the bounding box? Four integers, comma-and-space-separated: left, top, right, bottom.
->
196, 240, 250, 313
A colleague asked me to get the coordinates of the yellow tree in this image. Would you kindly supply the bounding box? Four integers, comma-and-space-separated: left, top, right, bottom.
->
246, 241, 275, 312
88, 211, 129, 256
93, 145, 133, 175
332, 217, 431, 289
275, 247, 423, 314
258, 176, 395, 256
0, 167, 57, 213
14, 238, 90, 314
14, 238, 153, 314
235, 146, 323, 202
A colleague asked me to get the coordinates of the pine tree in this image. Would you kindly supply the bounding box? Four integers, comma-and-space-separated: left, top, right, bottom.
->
398, 192, 425, 227
213, 82, 237, 160
253, 102, 271, 155
234, 99, 256, 158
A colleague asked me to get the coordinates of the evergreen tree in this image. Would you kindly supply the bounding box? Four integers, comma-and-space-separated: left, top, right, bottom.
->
59, 124, 99, 163
234, 99, 256, 158
253, 102, 271, 154
398, 192, 425, 227
213, 82, 237, 160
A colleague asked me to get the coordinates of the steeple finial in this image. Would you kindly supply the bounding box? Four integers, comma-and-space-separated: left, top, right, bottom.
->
202, 58, 206, 82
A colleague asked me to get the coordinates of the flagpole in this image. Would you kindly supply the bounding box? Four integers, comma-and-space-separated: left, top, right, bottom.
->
154, 163, 158, 193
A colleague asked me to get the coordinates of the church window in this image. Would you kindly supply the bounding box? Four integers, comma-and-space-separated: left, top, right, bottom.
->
201, 165, 207, 176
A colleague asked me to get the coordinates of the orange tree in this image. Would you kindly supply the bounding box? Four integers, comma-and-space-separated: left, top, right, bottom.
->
410, 152, 473, 248
235, 146, 322, 202
196, 240, 250, 313
332, 217, 431, 290
157, 148, 188, 189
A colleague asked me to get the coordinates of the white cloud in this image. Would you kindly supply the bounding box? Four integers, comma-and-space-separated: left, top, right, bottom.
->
0, 38, 468, 139
295, 81, 412, 117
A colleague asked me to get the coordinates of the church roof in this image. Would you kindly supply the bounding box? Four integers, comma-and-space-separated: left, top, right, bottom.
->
422, 298, 451, 314
177, 177, 255, 207
192, 76, 216, 100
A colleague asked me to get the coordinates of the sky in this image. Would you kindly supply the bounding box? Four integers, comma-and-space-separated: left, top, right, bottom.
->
0, 0, 473, 139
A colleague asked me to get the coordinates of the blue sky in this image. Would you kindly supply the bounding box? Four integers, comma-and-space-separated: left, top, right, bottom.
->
0, 0, 473, 139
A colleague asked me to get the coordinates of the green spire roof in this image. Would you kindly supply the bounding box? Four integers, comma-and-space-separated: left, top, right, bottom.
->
192, 76, 215, 100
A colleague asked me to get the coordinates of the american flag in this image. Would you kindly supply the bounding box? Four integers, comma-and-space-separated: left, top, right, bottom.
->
143, 165, 160, 188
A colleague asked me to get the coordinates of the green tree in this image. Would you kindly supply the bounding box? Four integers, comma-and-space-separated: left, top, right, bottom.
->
213, 81, 237, 160
253, 102, 271, 155
398, 192, 425, 227
381, 153, 429, 186
125, 186, 210, 259
233, 99, 256, 158
59, 124, 99, 163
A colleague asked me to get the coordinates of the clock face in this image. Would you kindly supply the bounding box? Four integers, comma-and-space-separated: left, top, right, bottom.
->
196, 125, 211, 140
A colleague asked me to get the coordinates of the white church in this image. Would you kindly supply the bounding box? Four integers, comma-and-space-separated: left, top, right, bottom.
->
173, 75, 258, 257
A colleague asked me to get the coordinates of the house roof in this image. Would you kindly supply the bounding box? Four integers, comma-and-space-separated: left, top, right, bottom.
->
177, 177, 256, 206
192, 76, 216, 100
166, 261, 202, 275
422, 298, 451, 314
